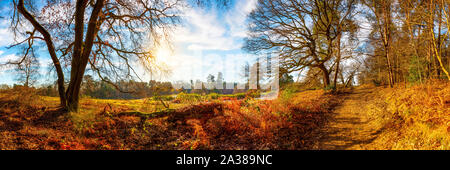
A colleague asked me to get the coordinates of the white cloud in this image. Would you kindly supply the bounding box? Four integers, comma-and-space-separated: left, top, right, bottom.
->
0, 53, 18, 63
172, 8, 237, 51
38, 57, 52, 67
145, 0, 259, 82
0, 28, 14, 47
0, 15, 16, 47
170, 0, 257, 51
0, 1, 260, 84
225, 0, 257, 38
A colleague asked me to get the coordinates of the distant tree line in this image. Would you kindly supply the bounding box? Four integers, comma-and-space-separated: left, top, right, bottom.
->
1, 70, 278, 99
1, 76, 175, 100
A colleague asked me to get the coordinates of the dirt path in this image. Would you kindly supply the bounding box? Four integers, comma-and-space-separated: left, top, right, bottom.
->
314, 86, 383, 150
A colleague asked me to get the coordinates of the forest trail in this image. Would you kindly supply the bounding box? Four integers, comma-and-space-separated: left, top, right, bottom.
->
314, 86, 383, 150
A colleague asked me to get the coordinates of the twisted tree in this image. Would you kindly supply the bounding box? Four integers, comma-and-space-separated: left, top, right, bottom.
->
244, 0, 356, 87
10, 0, 180, 111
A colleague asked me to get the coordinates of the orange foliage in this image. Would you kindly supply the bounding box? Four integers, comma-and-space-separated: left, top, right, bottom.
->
366, 80, 450, 149
0, 86, 341, 150
195, 89, 342, 149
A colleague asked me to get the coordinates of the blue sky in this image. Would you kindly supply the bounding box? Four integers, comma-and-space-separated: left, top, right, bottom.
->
0, 0, 260, 86
146, 0, 259, 83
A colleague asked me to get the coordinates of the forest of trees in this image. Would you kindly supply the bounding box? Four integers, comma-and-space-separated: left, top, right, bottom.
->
244, 0, 449, 89
358, 0, 450, 86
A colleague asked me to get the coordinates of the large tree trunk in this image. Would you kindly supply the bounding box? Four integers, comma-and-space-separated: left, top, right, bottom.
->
318, 64, 330, 88
66, 0, 88, 112
385, 49, 394, 88
66, 0, 105, 112
377, 0, 394, 88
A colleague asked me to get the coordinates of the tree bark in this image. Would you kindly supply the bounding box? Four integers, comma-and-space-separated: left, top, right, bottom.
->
318, 64, 330, 87
381, 0, 394, 87
256, 58, 260, 90
66, 0, 88, 112
66, 0, 105, 112
385, 49, 394, 87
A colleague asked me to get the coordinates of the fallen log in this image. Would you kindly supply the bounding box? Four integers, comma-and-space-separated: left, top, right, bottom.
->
116, 109, 176, 119
113, 103, 223, 125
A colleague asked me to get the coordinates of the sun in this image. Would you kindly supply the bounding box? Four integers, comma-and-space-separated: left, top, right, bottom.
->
155, 46, 173, 64
143, 45, 175, 80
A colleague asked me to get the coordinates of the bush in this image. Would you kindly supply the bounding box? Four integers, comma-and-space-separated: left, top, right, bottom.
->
279, 88, 295, 103
324, 84, 335, 91
217, 93, 246, 100
206, 93, 220, 100
152, 95, 175, 101
4, 85, 44, 107
407, 55, 426, 84
245, 90, 261, 98
281, 83, 302, 92
176, 92, 202, 103
232, 93, 246, 99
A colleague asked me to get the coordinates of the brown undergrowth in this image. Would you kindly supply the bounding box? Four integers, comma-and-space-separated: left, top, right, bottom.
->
365, 80, 450, 149
0, 86, 342, 150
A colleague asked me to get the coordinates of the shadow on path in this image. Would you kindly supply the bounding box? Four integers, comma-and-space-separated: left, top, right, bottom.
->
314, 87, 383, 150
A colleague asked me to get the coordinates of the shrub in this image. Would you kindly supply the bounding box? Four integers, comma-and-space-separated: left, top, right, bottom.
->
0, 85, 44, 108
230, 93, 246, 99
407, 55, 426, 84
70, 110, 97, 134
152, 95, 175, 101
245, 90, 261, 98
176, 92, 202, 103
217, 93, 246, 100
281, 83, 302, 92
206, 93, 220, 100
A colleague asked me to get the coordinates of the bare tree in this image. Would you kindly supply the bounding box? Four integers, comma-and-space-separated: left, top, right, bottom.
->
3, 40, 41, 87
244, 0, 357, 88
9, 0, 234, 112
10, 0, 181, 111
15, 48, 40, 87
